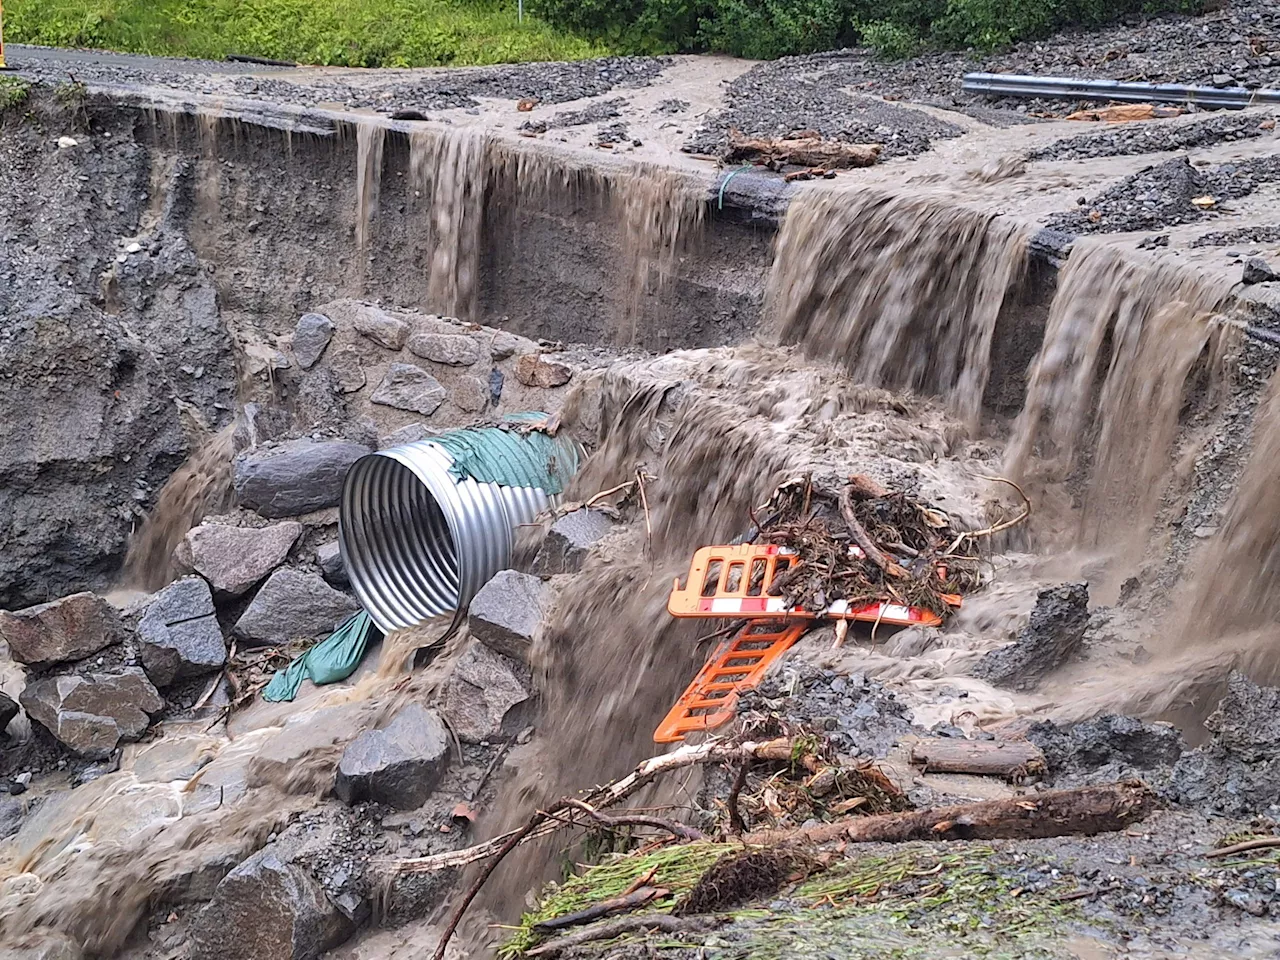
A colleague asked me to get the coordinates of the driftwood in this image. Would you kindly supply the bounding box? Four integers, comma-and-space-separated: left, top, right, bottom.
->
1204, 837, 1280, 859
910, 738, 1046, 780
839, 483, 908, 579
746, 780, 1155, 846
532, 887, 667, 932
724, 131, 881, 169
525, 915, 703, 958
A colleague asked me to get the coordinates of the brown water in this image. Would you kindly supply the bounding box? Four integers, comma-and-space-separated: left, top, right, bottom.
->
355, 122, 387, 255
766, 187, 1029, 431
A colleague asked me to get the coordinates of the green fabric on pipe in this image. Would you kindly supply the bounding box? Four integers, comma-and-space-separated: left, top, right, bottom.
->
432, 413, 581, 495
263, 610, 380, 702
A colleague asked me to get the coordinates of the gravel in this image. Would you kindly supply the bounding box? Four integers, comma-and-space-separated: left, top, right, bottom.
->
1029, 112, 1278, 161
1191, 224, 1280, 247
548, 96, 628, 128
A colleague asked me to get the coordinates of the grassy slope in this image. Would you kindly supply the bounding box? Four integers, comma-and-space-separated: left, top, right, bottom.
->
6, 0, 607, 67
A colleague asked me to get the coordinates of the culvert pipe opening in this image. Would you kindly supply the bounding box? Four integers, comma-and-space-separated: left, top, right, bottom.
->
338, 426, 581, 634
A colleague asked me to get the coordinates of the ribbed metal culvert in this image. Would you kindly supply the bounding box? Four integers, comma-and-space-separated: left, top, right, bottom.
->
339, 428, 580, 634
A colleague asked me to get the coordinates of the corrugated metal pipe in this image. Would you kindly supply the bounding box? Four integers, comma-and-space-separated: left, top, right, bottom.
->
339, 418, 582, 634
962, 73, 1280, 109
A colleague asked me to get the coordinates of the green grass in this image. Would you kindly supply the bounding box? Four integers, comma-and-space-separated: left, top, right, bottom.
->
6, 0, 608, 67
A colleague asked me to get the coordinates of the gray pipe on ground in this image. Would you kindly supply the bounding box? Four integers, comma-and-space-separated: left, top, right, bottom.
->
339, 420, 582, 634
962, 72, 1280, 108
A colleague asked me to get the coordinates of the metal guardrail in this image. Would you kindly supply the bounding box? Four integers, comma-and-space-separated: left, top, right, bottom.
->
962, 72, 1280, 109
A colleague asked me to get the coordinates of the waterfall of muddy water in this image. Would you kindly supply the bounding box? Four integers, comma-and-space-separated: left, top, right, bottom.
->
122, 424, 235, 591
766, 188, 1029, 431
1006, 242, 1229, 568
409, 128, 488, 320
355, 122, 386, 254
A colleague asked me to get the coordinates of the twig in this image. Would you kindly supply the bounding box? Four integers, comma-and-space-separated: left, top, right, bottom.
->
564, 798, 705, 842
726, 759, 751, 835
524, 915, 697, 958
943, 476, 1032, 557
839, 483, 908, 579
621, 866, 659, 897
439, 712, 465, 765
584, 479, 637, 508
468, 738, 513, 802
1204, 837, 1280, 859
1053, 887, 1100, 902
635, 467, 653, 555
193, 672, 222, 711
532, 887, 667, 932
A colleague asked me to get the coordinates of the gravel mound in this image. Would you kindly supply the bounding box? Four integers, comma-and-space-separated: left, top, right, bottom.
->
1029, 112, 1277, 161
1191, 224, 1280, 247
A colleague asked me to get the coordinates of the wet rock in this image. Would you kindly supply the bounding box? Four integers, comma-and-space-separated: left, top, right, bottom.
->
1026, 714, 1185, 788
439, 640, 531, 743
351, 304, 409, 351
316, 541, 349, 587
370, 363, 447, 416
0, 690, 19, 735
0, 795, 27, 839
467, 570, 549, 663
407, 331, 480, 366
334, 703, 450, 809
292, 313, 335, 369
21, 668, 163, 759
189, 838, 354, 960
235, 569, 360, 646
181, 520, 303, 597
490, 330, 537, 360
970, 582, 1089, 691
233, 403, 295, 452
0, 592, 124, 669
531, 508, 614, 575
137, 576, 227, 687
514, 354, 573, 388
234, 439, 372, 518
1168, 672, 1280, 816
1242, 257, 1279, 284
452, 374, 490, 413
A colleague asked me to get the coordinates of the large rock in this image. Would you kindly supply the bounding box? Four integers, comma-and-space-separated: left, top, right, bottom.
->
1026, 715, 1185, 789
439, 640, 531, 743
0, 592, 124, 668
370, 363, 447, 416
234, 439, 371, 518
530, 509, 614, 575
182, 521, 303, 597
137, 577, 227, 687
21, 668, 164, 759
352, 304, 409, 351
1168, 672, 1280, 816
334, 703, 450, 809
0, 795, 27, 840
316, 541, 348, 587
407, 331, 480, 366
292, 313, 335, 369
235, 569, 360, 645
514, 354, 572, 388
467, 570, 550, 663
452, 375, 490, 413
0, 690, 18, 735
970, 583, 1089, 691
189, 839, 354, 960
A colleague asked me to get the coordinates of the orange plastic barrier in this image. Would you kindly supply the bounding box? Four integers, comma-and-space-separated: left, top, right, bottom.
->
668, 543, 959, 628
654, 620, 806, 743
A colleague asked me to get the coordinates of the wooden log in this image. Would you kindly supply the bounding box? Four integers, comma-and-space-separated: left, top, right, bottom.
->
532, 887, 666, 932
525, 915, 701, 958
724, 132, 881, 169
910, 738, 1046, 780
746, 780, 1155, 846
839, 484, 908, 579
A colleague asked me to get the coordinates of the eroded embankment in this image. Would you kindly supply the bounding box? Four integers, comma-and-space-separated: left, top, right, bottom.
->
1, 83, 1280, 960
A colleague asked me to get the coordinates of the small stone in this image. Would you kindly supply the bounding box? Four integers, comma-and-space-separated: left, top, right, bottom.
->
370, 363, 447, 415
292, 313, 335, 369
183, 521, 303, 597
0, 593, 125, 669
21, 668, 164, 759
316, 542, 349, 587
530, 509, 614, 575
467, 570, 550, 663
1242, 257, 1279, 284
234, 569, 360, 645
1211, 74, 1234, 88
514, 354, 573, 388
351, 304, 410, 350
439, 641, 531, 743
57, 136, 78, 149
125, 242, 143, 254
334, 704, 451, 809
234, 439, 372, 518
137, 577, 226, 688
451, 375, 489, 413
407, 332, 480, 366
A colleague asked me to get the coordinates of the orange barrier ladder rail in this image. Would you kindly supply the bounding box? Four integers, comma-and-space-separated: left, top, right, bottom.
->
654, 620, 806, 743
668, 543, 960, 628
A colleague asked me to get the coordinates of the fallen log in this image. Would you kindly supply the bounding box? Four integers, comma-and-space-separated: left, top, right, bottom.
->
839, 483, 908, 579
910, 738, 1046, 780
746, 780, 1155, 846
724, 131, 881, 169
525, 915, 705, 958
532, 887, 667, 932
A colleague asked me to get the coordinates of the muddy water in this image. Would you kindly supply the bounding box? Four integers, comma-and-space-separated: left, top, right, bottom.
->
355, 123, 387, 255
410, 129, 488, 320
766, 187, 1029, 431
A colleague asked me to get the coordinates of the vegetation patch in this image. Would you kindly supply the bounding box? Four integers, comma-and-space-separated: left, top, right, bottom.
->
0, 76, 33, 112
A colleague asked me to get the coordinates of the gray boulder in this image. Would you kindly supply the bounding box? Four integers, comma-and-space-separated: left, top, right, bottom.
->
514, 354, 572, 388
334, 703, 450, 809
407, 331, 480, 366
0, 795, 26, 840
1242, 257, 1279, 285
234, 439, 371, 518
21, 668, 164, 759
235, 569, 360, 645
0, 690, 19, 736
971, 583, 1089, 691
0, 592, 125, 669
489, 330, 537, 361
292, 313, 335, 369
451, 375, 490, 413
182, 521, 303, 597
439, 640, 531, 743
137, 577, 227, 687
370, 363, 447, 416
316, 541, 348, 587
531, 509, 614, 575
467, 570, 549, 663
352, 304, 409, 350
189, 839, 353, 960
